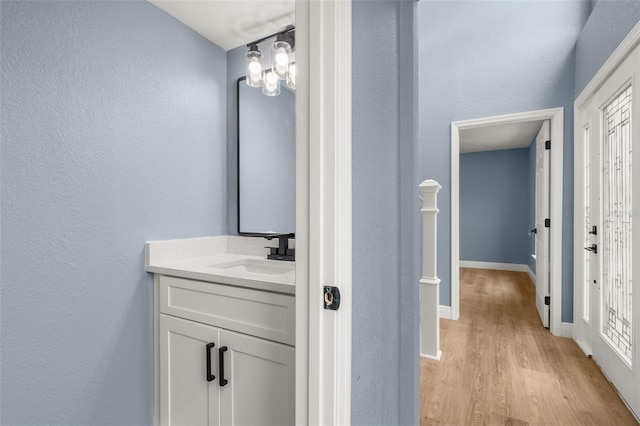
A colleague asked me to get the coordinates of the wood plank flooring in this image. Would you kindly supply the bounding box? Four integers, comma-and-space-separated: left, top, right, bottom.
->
420, 268, 638, 425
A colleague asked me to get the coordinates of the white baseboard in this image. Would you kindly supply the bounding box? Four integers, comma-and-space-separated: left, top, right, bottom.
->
439, 305, 452, 320
459, 261, 528, 272
526, 266, 536, 284
420, 350, 442, 361
561, 322, 573, 338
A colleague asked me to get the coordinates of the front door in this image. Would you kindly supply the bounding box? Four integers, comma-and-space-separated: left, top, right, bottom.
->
535, 120, 550, 328
579, 43, 640, 418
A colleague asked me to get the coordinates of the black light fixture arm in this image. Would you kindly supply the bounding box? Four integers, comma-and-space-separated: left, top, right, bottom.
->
246, 25, 295, 49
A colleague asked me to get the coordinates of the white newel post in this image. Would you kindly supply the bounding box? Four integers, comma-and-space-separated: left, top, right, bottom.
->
419, 179, 441, 360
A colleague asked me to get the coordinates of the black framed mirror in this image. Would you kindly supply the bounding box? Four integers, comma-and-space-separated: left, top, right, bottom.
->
237, 76, 295, 235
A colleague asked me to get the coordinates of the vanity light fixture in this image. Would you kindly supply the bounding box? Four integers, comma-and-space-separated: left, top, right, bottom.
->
262, 70, 281, 96
245, 44, 264, 88
272, 34, 291, 80
245, 26, 295, 96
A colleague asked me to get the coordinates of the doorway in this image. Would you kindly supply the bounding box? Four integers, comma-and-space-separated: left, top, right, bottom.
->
451, 108, 564, 335
574, 38, 640, 418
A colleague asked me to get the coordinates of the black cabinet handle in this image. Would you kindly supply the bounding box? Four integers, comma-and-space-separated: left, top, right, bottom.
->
206, 342, 215, 382
219, 346, 228, 386
585, 244, 598, 254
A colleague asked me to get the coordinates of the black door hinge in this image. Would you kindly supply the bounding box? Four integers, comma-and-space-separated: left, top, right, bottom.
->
324, 286, 341, 310
545, 296, 550, 306
545, 140, 551, 150
545, 218, 551, 228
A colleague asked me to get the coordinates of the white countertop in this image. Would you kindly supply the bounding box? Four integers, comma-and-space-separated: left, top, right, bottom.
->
145, 236, 295, 295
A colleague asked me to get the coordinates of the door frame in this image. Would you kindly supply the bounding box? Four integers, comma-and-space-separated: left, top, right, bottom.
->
296, 0, 352, 424
573, 20, 640, 399
450, 107, 564, 336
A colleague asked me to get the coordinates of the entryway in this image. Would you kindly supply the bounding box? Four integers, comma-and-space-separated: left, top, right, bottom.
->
450, 108, 565, 335
574, 33, 640, 418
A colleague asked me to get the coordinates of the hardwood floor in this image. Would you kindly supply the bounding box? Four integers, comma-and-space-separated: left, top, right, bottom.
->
420, 268, 638, 426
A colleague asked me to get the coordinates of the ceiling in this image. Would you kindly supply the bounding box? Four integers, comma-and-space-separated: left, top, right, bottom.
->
459, 120, 544, 154
149, 0, 295, 51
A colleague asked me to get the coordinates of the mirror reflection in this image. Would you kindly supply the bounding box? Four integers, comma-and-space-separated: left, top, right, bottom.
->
237, 76, 296, 235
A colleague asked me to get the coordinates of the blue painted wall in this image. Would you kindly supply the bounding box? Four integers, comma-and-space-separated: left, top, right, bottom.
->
575, 0, 640, 96
459, 148, 530, 265
352, 0, 418, 424
1, 2, 227, 424
417, 1, 590, 322
528, 140, 537, 274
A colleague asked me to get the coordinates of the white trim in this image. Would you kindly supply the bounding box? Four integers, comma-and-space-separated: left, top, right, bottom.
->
459, 261, 528, 272
527, 265, 536, 285
420, 350, 442, 361
295, 0, 310, 422
573, 25, 640, 418
575, 337, 593, 358
451, 107, 564, 336
439, 305, 452, 320
451, 124, 460, 321
575, 21, 640, 108
419, 180, 442, 362
561, 322, 574, 339
296, 0, 352, 424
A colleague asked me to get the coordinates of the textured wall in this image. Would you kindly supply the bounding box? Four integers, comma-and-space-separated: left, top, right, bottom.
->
417, 0, 590, 322
352, 0, 418, 424
575, 0, 640, 96
0, 2, 227, 424
459, 148, 530, 265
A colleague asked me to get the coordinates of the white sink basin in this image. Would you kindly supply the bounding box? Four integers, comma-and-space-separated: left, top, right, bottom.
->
210, 258, 294, 276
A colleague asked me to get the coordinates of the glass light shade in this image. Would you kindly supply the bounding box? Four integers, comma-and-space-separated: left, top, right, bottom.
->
262, 70, 281, 96
286, 63, 296, 90
271, 38, 291, 80
246, 46, 264, 88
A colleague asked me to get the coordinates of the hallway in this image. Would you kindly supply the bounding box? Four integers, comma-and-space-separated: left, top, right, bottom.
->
420, 268, 638, 425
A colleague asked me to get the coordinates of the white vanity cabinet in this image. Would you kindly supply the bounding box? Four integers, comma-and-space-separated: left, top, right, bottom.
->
155, 275, 295, 426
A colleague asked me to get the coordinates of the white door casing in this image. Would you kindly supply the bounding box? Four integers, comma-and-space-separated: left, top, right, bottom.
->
535, 121, 550, 327
295, 0, 352, 424
575, 31, 640, 417
451, 108, 564, 335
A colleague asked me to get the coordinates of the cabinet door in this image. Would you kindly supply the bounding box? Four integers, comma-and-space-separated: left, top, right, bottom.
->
160, 314, 220, 426
219, 330, 295, 426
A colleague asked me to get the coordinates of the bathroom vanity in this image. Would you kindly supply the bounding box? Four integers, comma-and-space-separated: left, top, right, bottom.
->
145, 236, 295, 426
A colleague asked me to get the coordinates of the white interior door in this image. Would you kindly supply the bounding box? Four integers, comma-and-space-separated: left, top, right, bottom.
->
580, 43, 640, 418
535, 121, 550, 327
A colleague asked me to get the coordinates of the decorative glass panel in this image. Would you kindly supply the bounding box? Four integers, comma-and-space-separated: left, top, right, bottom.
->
584, 126, 590, 324
602, 85, 633, 365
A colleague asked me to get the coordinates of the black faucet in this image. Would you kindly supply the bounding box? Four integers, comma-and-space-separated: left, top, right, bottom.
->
265, 233, 295, 261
